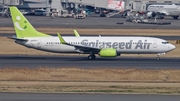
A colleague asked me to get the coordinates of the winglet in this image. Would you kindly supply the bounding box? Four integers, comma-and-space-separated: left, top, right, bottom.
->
74, 29, 80, 37
57, 33, 66, 44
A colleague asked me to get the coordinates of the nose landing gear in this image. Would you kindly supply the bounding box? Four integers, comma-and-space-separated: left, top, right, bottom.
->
156, 53, 165, 61
156, 56, 160, 60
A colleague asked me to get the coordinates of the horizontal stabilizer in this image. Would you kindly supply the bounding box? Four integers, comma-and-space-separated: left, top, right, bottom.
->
7, 36, 28, 41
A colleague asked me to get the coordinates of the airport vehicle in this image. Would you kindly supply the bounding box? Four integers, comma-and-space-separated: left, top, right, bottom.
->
9, 7, 175, 60
147, 4, 180, 19
126, 14, 148, 23
20, 10, 29, 15
34, 9, 46, 16
0, 9, 2, 15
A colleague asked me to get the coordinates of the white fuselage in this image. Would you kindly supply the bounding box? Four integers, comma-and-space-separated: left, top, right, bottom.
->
147, 4, 180, 16
15, 36, 175, 54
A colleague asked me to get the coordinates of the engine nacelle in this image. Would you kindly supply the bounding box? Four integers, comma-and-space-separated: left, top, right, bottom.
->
99, 48, 120, 57
147, 12, 156, 18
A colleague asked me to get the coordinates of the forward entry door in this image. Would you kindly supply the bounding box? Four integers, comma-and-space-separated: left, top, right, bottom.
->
153, 40, 157, 48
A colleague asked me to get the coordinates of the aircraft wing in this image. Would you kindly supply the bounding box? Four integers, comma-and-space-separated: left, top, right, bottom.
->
71, 44, 100, 53
57, 33, 100, 53
156, 11, 170, 15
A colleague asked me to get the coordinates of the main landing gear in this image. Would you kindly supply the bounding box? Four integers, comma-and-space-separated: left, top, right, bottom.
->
88, 54, 96, 60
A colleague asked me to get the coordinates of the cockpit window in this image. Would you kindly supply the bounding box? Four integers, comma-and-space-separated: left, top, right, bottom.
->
162, 42, 169, 44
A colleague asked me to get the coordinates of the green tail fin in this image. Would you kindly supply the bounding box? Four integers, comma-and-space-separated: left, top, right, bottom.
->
10, 6, 50, 38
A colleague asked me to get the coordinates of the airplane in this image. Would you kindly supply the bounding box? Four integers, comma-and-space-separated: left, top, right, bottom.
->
147, 4, 180, 19
96, 0, 125, 17
9, 6, 175, 60
107, 0, 125, 11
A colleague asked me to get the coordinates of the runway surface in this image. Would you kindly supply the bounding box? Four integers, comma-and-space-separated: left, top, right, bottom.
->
0, 16, 180, 29
0, 93, 180, 101
0, 55, 179, 69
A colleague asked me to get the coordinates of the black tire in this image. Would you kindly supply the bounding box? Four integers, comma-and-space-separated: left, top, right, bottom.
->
160, 16, 164, 19
173, 16, 178, 19
88, 55, 96, 60
156, 57, 160, 61
100, 14, 105, 17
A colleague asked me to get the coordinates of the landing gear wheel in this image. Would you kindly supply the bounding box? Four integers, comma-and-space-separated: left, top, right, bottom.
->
156, 57, 160, 61
173, 16, 179, 19
160, 16, 164, 19
88, 54, 96, 60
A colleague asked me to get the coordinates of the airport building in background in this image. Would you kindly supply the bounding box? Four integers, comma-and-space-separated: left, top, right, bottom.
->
1, 0, 180, 15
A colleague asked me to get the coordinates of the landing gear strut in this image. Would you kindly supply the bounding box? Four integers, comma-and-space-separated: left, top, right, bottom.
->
88, 54, 96, 60
156, 54, 161, 61
156, 53, 165, 61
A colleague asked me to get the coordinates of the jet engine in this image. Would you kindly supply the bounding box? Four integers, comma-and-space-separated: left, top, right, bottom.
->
99, 48, 120, 57
147, 12, 156, 18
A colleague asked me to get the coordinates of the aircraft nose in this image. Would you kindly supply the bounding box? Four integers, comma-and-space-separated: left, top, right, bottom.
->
169, 44, 176, 51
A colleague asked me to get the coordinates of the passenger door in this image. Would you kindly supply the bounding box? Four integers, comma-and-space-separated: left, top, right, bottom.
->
153, 40, 157, 48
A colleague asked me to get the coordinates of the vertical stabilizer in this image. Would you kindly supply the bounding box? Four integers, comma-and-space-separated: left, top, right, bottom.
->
108, 0, 125, 11
10, 7, 50, 38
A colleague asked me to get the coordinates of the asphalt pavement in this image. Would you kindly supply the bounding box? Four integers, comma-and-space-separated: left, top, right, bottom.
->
0, 93, 180, 101
0, 16, 180, 29
0, 55, 179, 69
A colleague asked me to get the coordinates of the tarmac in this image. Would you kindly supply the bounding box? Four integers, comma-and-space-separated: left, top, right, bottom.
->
0, 93, 180, 101
0, 55, 179, 69
0, 16, 180, 29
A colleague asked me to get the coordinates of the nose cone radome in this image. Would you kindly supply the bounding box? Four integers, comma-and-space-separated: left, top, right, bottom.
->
169, 44, 176, 51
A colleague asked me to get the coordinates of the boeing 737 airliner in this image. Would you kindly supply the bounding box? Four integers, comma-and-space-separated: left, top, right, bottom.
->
9, 7, 175, 60
147, 4, 180, 19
